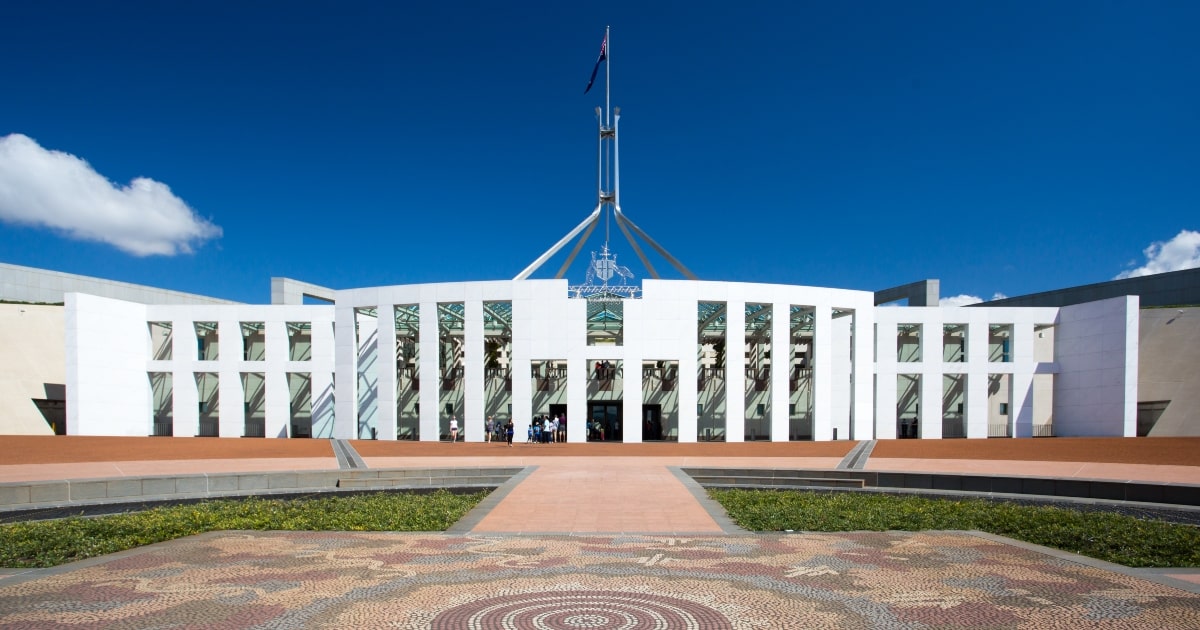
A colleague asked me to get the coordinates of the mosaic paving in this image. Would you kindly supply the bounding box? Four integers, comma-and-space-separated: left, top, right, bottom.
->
1, 531, 1198, 629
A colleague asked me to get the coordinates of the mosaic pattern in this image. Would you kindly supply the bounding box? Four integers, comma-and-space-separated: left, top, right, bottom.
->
1, 531, 1198, 629
431, 591, 733, 629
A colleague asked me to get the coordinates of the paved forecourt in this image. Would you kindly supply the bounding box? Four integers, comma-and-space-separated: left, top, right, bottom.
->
2, 436, 1200, 628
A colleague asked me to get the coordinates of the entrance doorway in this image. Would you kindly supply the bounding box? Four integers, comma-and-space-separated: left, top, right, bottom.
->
549, 403, 567, 441
641, 404, 663, 441
588, 402, 621, 441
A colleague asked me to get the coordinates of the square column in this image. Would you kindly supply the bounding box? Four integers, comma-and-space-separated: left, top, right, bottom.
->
623, 354, 644, 444
265, 370, 290, 438
218, 369, 243, 438
770, 301, 790, 441
725, 301, 746, 442
965, 318, 990, 438
874, 321, 898, 439
850, 310, 875, 440
375, 306, 397, 440
309, 319, 336, 438
333, 306, 358, 439
812, 305, 834, 440
567, 356, 588, 443
418, 301, 439, 441
464, 300, 485, 441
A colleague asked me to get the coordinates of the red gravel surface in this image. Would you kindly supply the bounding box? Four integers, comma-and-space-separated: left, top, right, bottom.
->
3, 435, 1199, 467
349, 440, 858, 458
870, 436, 1200, 466
0, 436, 334, 465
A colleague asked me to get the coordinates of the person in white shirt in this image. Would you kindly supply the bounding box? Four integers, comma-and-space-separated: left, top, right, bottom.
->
449, 415, 459, 442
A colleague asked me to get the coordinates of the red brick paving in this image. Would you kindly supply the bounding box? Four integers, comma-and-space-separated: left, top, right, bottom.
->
0, 435, 334, 465
4, 435, 1198, 466
869, 436, 1200, 466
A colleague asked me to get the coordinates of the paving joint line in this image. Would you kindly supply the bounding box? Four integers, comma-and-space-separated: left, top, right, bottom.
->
451, 465, 538, 534
836, 440, 876, 469
669, 466, 745, 534
332, 439, 366, 470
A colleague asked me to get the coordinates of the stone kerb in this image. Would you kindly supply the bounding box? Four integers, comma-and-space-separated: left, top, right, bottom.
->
0, 467, 523, 514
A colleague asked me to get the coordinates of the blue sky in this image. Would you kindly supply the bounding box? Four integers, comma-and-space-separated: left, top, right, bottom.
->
1, 1, 1197, 304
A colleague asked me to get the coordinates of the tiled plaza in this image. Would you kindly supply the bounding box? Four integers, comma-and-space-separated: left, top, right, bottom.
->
3, 531, 1200, 628
2, 436, 1200, 628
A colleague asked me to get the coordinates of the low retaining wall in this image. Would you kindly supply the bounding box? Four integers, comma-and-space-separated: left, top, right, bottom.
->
682, 468, 1200, 507
0, 467, 524, 514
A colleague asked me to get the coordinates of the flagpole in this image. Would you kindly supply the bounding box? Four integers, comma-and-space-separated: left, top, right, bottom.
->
605, 25, 611, 129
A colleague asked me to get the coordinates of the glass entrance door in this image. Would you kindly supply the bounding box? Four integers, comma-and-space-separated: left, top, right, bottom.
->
642, 404, 663, 441
588, 402, 621, 441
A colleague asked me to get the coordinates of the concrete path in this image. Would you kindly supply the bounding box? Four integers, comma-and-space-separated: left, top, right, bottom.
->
464, 458, 726, 534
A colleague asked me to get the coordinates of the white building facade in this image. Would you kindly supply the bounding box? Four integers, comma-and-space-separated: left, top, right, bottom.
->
65, 279, 1139, 441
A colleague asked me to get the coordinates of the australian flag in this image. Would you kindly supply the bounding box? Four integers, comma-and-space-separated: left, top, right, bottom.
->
583, 33, 607, 94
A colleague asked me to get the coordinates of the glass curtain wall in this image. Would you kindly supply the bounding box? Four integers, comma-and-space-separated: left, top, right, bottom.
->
149, 322, 172, 360
196, 372, 219, 436
242, 372, 266, 437
241, 322, 265, 361
897, 374, 920, 438
641, 360, 678, 441
288, 372, 312, 438
438, 302, 465, 441
195, 322, 218, 361
532, 359, 568, 440
287, 322, 312, 361
697, 302, 727, 441
484, 301, 513, 432
789, 306, 815, 440
942, 374, 965, 438
150, 372, 173, 436
744, 304, 771, 441
354, 307, 378, 440
394, 305, 420, 440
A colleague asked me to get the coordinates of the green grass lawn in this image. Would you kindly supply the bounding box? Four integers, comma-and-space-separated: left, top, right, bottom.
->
0, 490, 487, 568
711, 489, 1200, 568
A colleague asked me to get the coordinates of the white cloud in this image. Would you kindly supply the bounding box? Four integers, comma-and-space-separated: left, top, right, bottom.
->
0, 133, 221, 256
940, 294, 983, 307
1115, 230, 1200, 280
939, 292, 1008, 307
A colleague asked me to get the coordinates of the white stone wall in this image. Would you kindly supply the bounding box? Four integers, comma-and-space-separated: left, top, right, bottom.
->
333, 280, 876, 443
67, 294, 333, 437
61, 281, 1138, 441
873, 305, 1059, 439
67, 294, 151, 436
1054, 296, 1139, 436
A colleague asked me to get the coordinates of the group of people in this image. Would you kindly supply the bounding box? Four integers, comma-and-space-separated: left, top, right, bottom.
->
481, 414, 517, 446
452, 414, 569, 446
527, 414, 564, 444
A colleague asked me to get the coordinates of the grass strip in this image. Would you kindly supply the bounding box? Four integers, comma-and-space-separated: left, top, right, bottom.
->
710, 489, 1200, 568
0, 490, 486, 568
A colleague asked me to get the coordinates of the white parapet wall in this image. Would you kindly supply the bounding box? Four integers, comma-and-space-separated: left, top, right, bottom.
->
67, 293, 335, 437
59, 282, 1141, 441
1053, 295, 1139, 437
66, 294, 151, 436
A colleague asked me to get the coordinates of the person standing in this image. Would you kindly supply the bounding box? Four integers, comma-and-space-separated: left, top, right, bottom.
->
504, 418, 514, 447
485, 415, 494, 443
449, 415, 459, 442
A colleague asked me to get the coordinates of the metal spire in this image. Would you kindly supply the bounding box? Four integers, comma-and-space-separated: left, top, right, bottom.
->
515, 27, 697, 283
